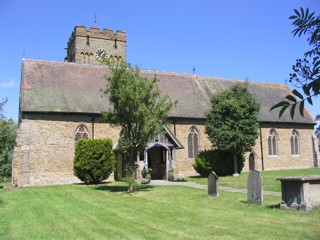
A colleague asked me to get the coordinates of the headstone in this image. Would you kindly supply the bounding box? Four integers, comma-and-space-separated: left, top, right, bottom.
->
247, 170, 263, 204
208, 171, 219, 197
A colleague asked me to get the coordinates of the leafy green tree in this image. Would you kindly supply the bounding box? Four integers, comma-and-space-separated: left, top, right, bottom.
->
271, 8, 319, 118
205, 83, 260, 176
0, 119, 17, 179
102, 63, 175, 192
0, 98, 7, 119
315, 115, 320, 138
0, 99, 17, 180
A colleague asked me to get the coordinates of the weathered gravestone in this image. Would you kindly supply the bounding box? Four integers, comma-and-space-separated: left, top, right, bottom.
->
208, 171, 219, 197
247, 170, 263, 204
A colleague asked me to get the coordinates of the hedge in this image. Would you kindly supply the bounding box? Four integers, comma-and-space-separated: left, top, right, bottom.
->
193, 149, 244, 177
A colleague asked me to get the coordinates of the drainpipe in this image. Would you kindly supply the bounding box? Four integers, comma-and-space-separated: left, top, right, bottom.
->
91, 116, 95, 139
259, 124, 264, 171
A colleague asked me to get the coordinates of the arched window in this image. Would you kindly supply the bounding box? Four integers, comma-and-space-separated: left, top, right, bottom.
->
268, 129, 278, 156
188, 126, 199, 158
290, 130, 300, 155
75, 124, 89, 142
80, 52, 85, 63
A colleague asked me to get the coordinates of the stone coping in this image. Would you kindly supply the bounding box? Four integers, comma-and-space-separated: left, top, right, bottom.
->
277, 175, 320, 182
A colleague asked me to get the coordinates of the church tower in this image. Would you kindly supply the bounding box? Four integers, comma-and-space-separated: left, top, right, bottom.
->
65, 25, 126, 65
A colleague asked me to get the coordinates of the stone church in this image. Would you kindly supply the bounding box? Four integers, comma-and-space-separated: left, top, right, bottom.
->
12, 25, 319, 186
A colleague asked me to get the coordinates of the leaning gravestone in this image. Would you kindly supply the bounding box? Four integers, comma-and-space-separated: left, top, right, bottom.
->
208, 171, 219, 197
247, 170, 263, 204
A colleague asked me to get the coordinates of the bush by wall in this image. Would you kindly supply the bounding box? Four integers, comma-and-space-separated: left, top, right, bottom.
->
193, 149, 244, 177
74, 138, 116, 184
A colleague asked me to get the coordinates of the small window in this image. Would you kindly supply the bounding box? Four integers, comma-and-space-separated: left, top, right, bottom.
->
290, 130, 300, 155
268, 129, 278, 156
86, 35, 90, 45
114, 39, 118, 49
75, 124, 89, 142
188, 126, 199, 158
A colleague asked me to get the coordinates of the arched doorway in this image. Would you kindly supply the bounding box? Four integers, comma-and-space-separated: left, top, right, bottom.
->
148, 146, 167, 180
249, 152, 256, 171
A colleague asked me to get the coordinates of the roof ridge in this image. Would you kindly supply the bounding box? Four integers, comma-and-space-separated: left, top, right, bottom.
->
22, 58, 110, 69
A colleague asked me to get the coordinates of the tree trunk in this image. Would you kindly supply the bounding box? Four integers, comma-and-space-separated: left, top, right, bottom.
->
125, 149, 138, 193
233, 153, 239, 177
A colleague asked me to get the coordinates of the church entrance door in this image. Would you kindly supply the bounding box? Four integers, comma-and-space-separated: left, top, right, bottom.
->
148, 146, 166, 180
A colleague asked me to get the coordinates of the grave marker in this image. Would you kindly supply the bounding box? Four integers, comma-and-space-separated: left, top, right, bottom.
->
208, 171, 219, 197
247, 170, 263, 204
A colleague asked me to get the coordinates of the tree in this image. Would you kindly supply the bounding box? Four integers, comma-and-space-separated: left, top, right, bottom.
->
315, 114, 320, 138
102, 63, 175, 192
0, 98, 7, 119
205, 83, 260, 176
271, 8, 319, 118
0, 99, 17, 180
74, 139, 116, 184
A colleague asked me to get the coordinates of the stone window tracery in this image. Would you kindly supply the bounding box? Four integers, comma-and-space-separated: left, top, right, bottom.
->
75, 124, 89, 142
268, 129, 278, 156
188, 126, 199, 159
290, 130, 300, 155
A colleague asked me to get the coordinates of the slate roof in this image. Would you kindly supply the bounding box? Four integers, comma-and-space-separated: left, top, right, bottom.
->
20, 59, 315, 124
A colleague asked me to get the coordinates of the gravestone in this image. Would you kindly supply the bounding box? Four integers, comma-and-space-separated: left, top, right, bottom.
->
247, 170, 263, 204
208, 171, 219, 197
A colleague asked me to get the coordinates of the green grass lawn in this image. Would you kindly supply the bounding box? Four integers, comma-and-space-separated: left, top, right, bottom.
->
187, 167, 320, 192
1, 181, 320, 239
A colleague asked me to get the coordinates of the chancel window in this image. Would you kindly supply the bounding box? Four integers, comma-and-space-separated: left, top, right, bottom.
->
188, 126, 199, 158
268, 129, 278, 156
290, 130, 300, 155
75, 124, 89, 142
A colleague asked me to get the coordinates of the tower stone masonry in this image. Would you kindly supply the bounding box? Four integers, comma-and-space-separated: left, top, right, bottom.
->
65, 25, 126, 65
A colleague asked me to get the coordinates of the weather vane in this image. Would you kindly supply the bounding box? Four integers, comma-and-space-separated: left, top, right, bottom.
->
94, 11, 97, 24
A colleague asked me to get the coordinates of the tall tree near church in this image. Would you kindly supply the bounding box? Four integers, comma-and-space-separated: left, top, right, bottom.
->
102, 62, 175, 192
0, 99, 17, 180
0, 98, 7, 119
205, 83, 260, 176
271, 8, 319, 118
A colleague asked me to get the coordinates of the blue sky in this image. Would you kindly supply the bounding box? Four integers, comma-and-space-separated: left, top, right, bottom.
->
0, 0, 319, 124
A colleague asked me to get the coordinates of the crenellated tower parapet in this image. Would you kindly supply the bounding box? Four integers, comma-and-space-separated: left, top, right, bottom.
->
65, 25, 127, 65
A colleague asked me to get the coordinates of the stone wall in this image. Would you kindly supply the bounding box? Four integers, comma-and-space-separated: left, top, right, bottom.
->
12, 113, 120, 186
12, 113, 317, 186
166, 119, 316, 177
255, 123, 316, 171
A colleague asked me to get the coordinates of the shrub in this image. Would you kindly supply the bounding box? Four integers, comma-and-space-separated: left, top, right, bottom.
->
141, 167, 152, 179
193, 149, 244, 177
74, 138, 116, 184
168, 168, 174, 181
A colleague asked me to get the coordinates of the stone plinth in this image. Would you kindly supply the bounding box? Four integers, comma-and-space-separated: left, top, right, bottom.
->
277, 175, 320, 211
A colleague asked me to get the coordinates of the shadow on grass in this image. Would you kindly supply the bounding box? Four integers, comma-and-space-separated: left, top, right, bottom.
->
266, 203, 280, 209
188, 176, 204, 179
240, 200, 280, 209
94, 183, 154, 193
